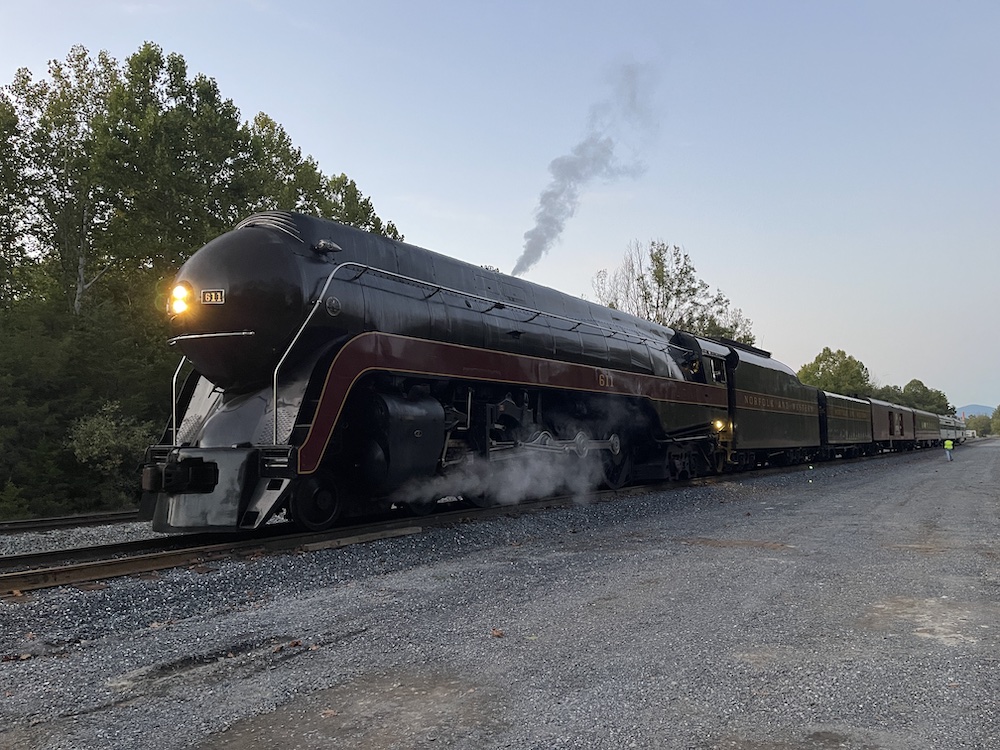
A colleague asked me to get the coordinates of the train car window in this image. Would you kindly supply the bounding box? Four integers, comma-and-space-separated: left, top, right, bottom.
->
888, 411, 895, 436
711, 358, 726, 384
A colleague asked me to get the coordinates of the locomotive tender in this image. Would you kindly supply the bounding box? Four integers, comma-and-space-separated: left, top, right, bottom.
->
140, 212, 961, 533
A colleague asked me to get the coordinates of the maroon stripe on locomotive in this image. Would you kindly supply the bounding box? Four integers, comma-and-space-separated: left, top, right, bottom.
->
297, 331, 727, 474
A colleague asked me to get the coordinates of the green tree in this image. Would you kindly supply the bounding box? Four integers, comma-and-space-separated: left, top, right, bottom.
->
69, 400, 158, 498
965, 414, 990, 436
0, 299, 173, 517
3, 42, 401, 318
5, 46, 119, 314
326, 173, 402, 239
0, 43, 403, 519
240, 115, 400, 238
871, 383, 905, 404
797, 348, 873, 395
900, 379, 951, 414
0, 95, 29, 308
243, 112, 329, 215
93, 43, 250, 279
592, 239, 755, 344
0, 480, 29, 520
992, 406, 1000, 436
870, 379, 952, 413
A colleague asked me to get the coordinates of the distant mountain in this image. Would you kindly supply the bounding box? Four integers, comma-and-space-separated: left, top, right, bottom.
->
957, 404, 994, 417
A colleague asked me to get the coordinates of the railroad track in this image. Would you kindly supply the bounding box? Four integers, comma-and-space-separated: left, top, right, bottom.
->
0, 482, 637, 599
0, 451, 920, 600
0, 521, 425, 599
0, 510, 140, 534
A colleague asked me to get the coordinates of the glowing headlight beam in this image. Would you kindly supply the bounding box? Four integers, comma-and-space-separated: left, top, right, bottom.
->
169, 284, 191, 315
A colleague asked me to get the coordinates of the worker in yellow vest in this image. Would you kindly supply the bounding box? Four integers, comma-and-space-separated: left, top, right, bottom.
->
944, 438, 954, 461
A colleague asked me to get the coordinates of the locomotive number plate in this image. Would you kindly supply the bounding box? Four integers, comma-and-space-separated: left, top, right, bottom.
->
200, 289, 226, 305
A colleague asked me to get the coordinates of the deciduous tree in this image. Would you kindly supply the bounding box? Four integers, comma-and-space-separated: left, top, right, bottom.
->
797, 348, 872, 395
93, 42, 249, 283
0, 43, 404, 518
965, 414, 990, 436
5, 46, 119, 314
0, 96, 29, 307
900, 379, 951, 414
870, 383, 904, 404
592, 240, 755, 344
243, 112, 333, 216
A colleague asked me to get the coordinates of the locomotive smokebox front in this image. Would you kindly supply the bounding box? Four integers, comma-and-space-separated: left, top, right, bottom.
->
167, 223, 310, 392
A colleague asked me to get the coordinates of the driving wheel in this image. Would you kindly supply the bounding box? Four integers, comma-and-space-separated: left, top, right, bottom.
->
289, 471, 343, 531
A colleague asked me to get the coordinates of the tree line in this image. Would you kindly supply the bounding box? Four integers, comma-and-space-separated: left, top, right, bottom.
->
964, 410, 1000, 437
0, 43, 400, 519
795, 347, 953, 414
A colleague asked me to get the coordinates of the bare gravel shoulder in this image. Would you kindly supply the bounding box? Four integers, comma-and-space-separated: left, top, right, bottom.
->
2, 440, 998, 750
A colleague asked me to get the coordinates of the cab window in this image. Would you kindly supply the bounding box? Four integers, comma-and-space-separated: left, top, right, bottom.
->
710, 358, 726, 384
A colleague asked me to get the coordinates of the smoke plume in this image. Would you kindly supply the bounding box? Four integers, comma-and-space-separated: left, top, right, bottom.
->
512, 63, 658, 277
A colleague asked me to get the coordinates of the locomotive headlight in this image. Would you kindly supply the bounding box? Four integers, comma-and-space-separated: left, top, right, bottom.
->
169, 284, 190, 315
714, 420, 726, 432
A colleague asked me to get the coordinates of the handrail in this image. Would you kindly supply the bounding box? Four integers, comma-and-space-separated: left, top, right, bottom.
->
168, 331, 255, 345
171, 357, 188, 446
269, 261, 693, 444
270, 264, 351, 443
316, 261, 664, 342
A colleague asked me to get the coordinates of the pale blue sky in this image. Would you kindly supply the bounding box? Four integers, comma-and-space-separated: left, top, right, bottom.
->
2, 0, 997, 409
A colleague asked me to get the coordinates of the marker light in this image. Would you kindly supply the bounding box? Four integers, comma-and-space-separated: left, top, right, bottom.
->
714, 420, 725, 432
170, 284, 190, 315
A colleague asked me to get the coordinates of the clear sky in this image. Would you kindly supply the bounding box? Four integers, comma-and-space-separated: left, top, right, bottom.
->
2, 0, 997, 410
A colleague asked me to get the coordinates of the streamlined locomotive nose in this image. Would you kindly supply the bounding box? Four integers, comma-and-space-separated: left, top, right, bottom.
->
168, 223, 309, 392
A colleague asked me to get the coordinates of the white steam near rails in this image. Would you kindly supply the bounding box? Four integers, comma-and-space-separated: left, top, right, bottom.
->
393, 450, 604, 508
511, 63, 659, 277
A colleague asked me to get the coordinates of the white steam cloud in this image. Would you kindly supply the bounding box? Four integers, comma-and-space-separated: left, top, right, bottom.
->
393, 450, 604, 508
512, 63, 658, 277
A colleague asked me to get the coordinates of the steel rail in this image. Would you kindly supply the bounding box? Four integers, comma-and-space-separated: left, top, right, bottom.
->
1, 449, 916, 599
1, 525, 422, 598
0, 510, 140, 535
0, 533, 233, 572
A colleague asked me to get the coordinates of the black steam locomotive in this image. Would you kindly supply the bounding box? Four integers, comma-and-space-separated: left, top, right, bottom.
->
140, 212, 960, 533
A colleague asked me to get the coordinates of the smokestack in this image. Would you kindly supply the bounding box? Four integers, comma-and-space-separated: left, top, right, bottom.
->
512, 63, 657, 277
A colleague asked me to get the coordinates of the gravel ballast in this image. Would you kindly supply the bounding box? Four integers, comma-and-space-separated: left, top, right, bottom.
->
0, 522, 159, 557
2, 440, 998, 749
